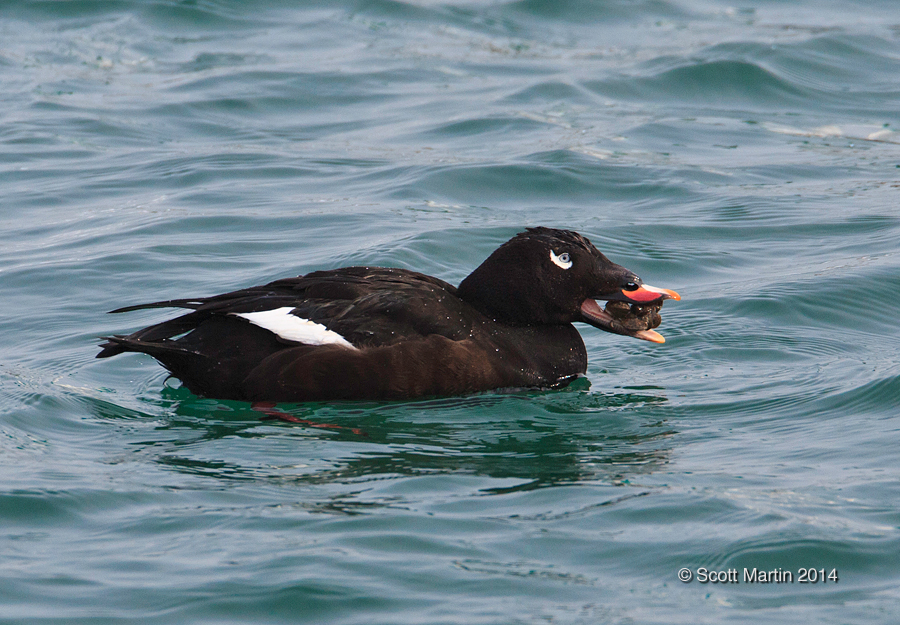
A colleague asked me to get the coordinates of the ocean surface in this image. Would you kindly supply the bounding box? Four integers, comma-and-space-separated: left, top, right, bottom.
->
2, 1, 899, 623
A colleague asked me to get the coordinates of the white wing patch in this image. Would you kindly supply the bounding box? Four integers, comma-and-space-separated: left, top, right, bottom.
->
550, 250, 572, 270
232, 307, 357, 350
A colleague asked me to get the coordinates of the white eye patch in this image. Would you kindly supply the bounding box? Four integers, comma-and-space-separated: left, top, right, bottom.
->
550, 250, 572, 270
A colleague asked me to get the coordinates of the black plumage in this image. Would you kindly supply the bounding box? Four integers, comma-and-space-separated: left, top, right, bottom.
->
98, 228, 679, 401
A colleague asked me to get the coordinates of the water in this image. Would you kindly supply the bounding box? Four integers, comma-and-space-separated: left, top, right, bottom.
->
2, 1, 899, 623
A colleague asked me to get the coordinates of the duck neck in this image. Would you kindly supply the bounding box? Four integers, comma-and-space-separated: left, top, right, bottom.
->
457, 261, 545, 325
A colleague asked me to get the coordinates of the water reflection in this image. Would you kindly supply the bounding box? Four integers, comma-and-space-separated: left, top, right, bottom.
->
94, 382, 679, 493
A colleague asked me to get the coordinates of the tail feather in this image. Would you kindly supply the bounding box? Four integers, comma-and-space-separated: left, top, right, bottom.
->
96, 335, 203, 359
108, 298, 208, 314
97, 335, 129, 358
97, 336, 232, 397
96, 310, 207, 359
96, 318, 285, 400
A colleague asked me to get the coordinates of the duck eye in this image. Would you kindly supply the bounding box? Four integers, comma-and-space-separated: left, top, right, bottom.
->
550, 250, 573, 269
624, 281, 639, 291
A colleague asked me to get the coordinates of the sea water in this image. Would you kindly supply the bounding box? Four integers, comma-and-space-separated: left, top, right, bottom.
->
1, 1, 899, 623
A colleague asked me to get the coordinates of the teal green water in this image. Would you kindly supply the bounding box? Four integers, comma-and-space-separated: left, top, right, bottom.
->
2, 1, 899, 623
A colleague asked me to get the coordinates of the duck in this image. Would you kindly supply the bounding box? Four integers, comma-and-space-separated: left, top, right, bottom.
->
97, 227, 680, 402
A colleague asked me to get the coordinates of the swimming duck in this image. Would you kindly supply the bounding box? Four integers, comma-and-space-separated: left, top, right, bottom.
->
97, 227, 680, 401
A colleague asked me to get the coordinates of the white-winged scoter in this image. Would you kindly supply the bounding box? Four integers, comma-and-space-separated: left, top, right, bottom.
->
97, 228, 680, 401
